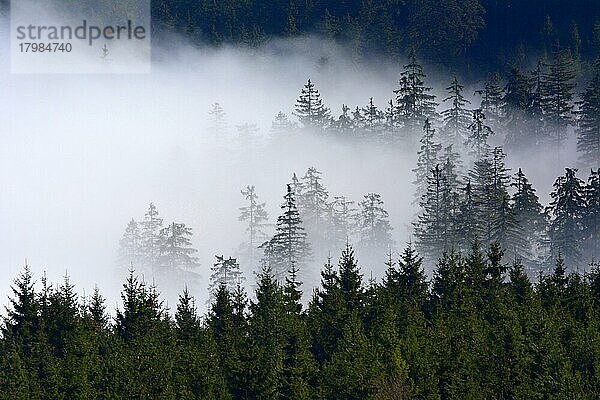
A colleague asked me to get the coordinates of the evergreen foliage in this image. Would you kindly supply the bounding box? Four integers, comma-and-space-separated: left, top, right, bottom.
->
4, 241, 600, 399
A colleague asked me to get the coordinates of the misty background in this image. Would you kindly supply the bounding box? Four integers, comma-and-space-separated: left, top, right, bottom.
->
0, 9, 583, 312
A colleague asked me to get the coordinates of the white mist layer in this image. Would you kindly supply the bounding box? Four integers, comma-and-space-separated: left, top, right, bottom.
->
0, 22, 580, 312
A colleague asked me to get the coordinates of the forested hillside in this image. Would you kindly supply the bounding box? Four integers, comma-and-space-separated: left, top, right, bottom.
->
1, 245, 599, 398
150, 0, 600, 69
2, 1, 600, 398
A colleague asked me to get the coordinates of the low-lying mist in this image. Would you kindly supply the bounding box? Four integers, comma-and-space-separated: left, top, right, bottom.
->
0, 20, 581, 312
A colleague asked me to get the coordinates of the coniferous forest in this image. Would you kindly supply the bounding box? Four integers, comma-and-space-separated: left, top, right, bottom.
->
2, 0, 600, 399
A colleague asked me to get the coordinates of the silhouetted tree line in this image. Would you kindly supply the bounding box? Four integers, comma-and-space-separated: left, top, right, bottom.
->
2, 240, 600, 399
117, 203, 200, 275
148, 0, 600, 68
280, 50, 600, 167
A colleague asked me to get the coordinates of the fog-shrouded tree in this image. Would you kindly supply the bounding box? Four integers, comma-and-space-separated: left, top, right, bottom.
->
118, 219, 142, 270
441, 144, 463, 192
468, 147, 510, 247
158, 222, 200, 271
265, 184, 312, 281
512, 168, 547, 267
414, 164, 457, 263
547, 168, 586, 267
332, 104, 354, 135
356, 193, 394, 254
361, 97, 384, 134
294, 79, 331, 129
441, 76, 471, 145
394, 49, 438, 138
413, 118, 442, 202
487, 148, 515, 250
298, 167, 331, 245
346, 106, 361, 129
490, 193, 528, 263
383, 99, 397, 134
584, 169, 600, 261
455, 179, 478, 252
330, 195, 356, 251
476, 72, 504, 132
271, 111, 296, 136
503, 67, 534, 149
541, 48, 576, 151
466, 108, 493, 160
140, 203, 164, 272
576, 70, 600, 166
529, 61, 546, 145
209, 256, 244, 302
239, 185, 269, 270
290, 172, 303, 199
209, 102, 227, 135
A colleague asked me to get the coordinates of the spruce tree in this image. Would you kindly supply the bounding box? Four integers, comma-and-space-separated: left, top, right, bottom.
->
175, 287, 199, 341
87, 286, 107, 330
468, 154, 495, 244
352, 106, 366, 131
3, 265, 39, 351
476, 72, 504, 132
281, 265, 315, 400
512, 168, 547, 267
415, 164, 456, 263
46, 275, 78, 356
332, 104, 354, 135
266, 185, 312, 281
356, 193, 394, 254
413, 118, 442, 202
361, 97, 384, 133
503, 67, 534, 149
466, 108, 493, 160
290, 172, 303, 199
140, 203, 164, 272
547, 168, 586, 267
298, 167, 331, 244
442, 144, 463, 191
158, 222, 200, 271
468, 148, 511, 248
394, 49, 438, 137
247, 266, 286, 398
383, 99, 397, 135
239, 185, 269, 270
576, 70, 600, 166
441, 76, 472, 145
384, 243, 427, 306
490, 193, 527, 262
337, 244, 364, 311
541, 48, 576, 150
115, 270, 165, 341
209, 256, 244, 301
455, 180, 479, 252
330, 195, 356, 251
583, 169, 600, 260
208, 284, 246, 398
321, 311, 382, 399
529, 61, 546, 145
294, 79, 331, 129
117, 219, 142, 270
